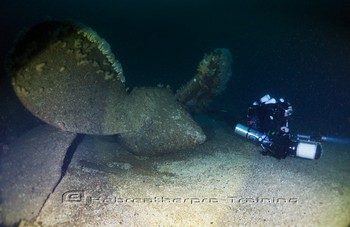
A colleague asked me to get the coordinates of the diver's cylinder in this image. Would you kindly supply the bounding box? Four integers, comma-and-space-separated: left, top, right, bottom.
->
290, 141, 322, 160
234, 123, 268, 143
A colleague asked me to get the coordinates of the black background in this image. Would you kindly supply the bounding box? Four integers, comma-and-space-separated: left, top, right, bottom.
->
0, 0, 349, 138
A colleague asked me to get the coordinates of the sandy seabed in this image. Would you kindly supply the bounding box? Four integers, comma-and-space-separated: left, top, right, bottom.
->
28, 118, 349, 227
0, 117, 343, 226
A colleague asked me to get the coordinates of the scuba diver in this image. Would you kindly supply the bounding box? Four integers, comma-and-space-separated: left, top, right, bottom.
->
235, 94, 323, 160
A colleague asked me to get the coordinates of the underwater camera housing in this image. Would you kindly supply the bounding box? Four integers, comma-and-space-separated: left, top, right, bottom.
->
234, 123, 323, 160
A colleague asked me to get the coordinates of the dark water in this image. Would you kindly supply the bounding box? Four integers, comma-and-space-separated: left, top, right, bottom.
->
0, 0, 349, 139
